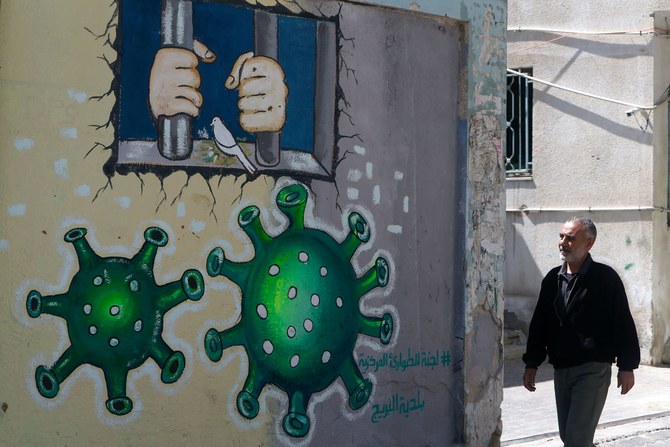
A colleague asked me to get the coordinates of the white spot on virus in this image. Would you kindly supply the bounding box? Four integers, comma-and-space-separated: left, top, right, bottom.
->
263, 340, 274, 355
177, 202, 186, 217
353, 145, 366, 155
93, 276, 103, 286
134, 320, 143, 332
373, 185, 381, 205
257, 304, 268, 319
347, 187, 359, 200
129, 279, 140, 292
110, 306, 120, 316
303, 319, 313, 332
394, 171, 404, 181
322, 351, 331, 364
298, 252, 309, 263
14, 138, 34, 151
336, 297, 343, 308
310, 294, 320, 307
320, 266, 328, 277
287, 286, 297, 299
403, 196, 409, 213
287, 326, 296, 338
290, 355, 300, 368
0, 240, 8, 252
109, 337, 119, 347
269, 265, 280, 276
83, 304, 92, 315
89, 325, 97, 335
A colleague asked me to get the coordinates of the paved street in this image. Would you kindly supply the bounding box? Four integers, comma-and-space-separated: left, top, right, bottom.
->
502, 358, 670, 446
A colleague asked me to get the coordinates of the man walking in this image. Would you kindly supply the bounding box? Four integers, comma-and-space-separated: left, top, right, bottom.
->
522, 217, 640, 447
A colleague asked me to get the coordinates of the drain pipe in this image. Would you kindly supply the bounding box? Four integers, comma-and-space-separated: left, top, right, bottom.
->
506, 206, 669, 213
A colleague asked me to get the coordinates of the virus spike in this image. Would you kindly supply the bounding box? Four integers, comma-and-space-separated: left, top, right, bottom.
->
237, 390, 260, 420
147, 337, 185, 384
155, 269, 204, 313
204, 325, 247, 362
206, 247, 251, 287
65, 228, 99, 270
162, 351, 186, 384
339, 356, 372, 410
132, 227, 168, 270
237, 205, 272, 251
26, 290, 69, 319
356, 257, 390, 298
238, 361, 268, 420
340, 212, 371, 260
103, 367, 132, 415
359, 312, 394, 345
276, 183, 308, 230
35, 346, 84, 399
284, 390, 312, 437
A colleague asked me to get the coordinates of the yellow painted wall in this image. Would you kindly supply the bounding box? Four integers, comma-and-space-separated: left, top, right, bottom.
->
0, 1, 279, 444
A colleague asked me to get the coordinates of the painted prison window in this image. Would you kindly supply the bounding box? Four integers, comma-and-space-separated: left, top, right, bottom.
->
115, 0, 337, 180
506, 68, 533, 177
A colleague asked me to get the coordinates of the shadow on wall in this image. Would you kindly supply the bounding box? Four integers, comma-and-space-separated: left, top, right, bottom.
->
504, 212, 544, 337
508, 31, 652, 60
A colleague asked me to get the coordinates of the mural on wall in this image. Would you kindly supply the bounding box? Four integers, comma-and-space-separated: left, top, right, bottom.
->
26, 226, 205, 416
113, 0, 338, 181
10, 0, 468, 443
204, 183, 395, 437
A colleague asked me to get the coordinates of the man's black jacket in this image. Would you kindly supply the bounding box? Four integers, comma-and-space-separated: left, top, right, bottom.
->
523, 256, 640, 371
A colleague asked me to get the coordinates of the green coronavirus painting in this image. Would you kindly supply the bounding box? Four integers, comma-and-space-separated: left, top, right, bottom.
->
27, 226, 205, 416
205, 183, 395, 438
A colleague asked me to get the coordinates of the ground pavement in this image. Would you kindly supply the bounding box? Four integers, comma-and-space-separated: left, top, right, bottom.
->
502, 358, 670, 446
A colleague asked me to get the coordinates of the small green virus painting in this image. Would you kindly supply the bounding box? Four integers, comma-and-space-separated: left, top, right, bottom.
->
205, 183, 395, 438
26, 226, 205, 416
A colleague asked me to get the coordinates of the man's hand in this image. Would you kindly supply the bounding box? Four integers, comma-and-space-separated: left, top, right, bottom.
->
225, 52, 288, 133
523, 367, 537, 392
149, 40, 216, 120
617, 370, 635, 395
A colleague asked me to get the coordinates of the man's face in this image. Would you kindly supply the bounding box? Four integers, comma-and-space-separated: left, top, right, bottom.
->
558, 221, 594, 264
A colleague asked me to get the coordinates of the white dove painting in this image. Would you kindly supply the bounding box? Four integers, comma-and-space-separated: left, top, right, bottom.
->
211, 116, 258, 176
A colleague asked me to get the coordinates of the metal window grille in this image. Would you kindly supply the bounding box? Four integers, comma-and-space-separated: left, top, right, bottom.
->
506, 69, 533, 176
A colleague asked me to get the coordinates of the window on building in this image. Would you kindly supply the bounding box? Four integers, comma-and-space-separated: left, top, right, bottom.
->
506, 68, 533, 176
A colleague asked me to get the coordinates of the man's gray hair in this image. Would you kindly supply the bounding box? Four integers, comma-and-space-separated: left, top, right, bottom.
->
567, 216, 597, 241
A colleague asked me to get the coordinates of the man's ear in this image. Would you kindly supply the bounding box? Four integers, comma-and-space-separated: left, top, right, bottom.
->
586, 238, 595, 250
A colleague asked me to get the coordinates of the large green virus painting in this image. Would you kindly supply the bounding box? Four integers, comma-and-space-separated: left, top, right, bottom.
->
205, 183, 395, 437
27, 226, 205, 415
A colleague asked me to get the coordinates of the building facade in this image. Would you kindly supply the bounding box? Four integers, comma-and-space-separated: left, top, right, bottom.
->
505, 2, 670, 365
